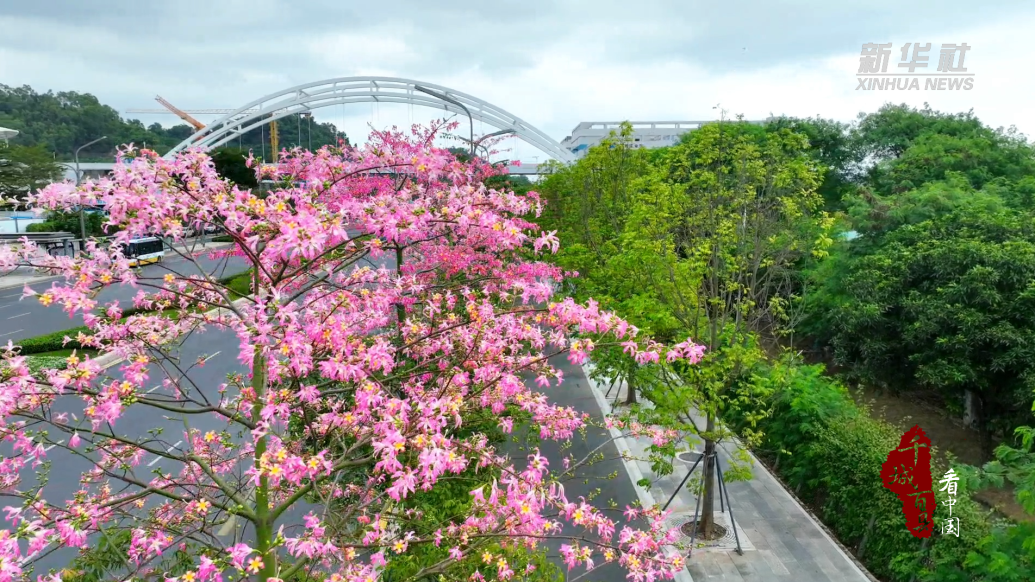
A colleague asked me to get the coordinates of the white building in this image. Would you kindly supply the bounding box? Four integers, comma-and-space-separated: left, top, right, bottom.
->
57, 162, 117, 183
560, 120, 768, 159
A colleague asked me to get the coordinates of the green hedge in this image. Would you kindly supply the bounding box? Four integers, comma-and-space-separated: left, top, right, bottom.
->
15, 271, 252, 354
725, 359, 1035, 582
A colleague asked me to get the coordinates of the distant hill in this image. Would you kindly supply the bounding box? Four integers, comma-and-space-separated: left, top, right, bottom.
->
0, 84, 346, 162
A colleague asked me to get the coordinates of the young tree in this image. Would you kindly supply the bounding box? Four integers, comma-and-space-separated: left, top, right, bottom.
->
0, 124, 704, 582
624, 115, 832, 538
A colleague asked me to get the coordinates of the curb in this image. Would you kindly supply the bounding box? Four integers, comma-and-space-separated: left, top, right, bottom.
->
581, 363, 696, 582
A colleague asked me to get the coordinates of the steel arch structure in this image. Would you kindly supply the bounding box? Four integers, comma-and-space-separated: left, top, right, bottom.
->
166, 77, 574, 162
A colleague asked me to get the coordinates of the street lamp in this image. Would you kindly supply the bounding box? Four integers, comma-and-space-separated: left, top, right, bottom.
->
453, 127, 517, 159
414, 85, 475, 159
74, 135, 107, 245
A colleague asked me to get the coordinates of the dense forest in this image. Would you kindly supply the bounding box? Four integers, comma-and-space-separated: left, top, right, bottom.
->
535, 104, 1035, 581
0, 84, 347, 162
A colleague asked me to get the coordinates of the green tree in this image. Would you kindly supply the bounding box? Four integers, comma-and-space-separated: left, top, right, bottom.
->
852, 102, 989, 162
765, 115, 861, 211
0, 143, 63, 207
626, 115, 830, 537
210, 147, 258, 188
821, 179, 1035, 459
0, 85, 347, 161
539, 118, 833, 539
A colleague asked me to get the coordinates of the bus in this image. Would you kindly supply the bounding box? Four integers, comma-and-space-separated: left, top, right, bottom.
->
120, 237, 166, 267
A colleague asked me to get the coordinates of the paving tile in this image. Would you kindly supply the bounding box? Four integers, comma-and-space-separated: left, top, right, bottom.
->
757, 549, 791, 575
712, 553, 746, 580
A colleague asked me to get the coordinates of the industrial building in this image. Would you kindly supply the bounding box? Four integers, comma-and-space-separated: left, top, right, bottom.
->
560, 120, 768, 159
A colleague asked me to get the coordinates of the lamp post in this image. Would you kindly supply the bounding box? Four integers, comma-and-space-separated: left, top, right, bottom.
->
454, 128, 516, 161
74, 136, 107, 247
414, 85, 475, 159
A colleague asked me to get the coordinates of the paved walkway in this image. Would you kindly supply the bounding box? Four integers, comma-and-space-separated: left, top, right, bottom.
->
581, 363, 877, 582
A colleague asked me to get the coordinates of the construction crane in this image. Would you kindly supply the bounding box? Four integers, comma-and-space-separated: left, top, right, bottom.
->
269, 121, 279, 162
126, 98, 279, 158
153, 96, 204, 131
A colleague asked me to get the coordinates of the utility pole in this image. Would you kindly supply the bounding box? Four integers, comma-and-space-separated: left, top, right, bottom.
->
74, 136, 107, 248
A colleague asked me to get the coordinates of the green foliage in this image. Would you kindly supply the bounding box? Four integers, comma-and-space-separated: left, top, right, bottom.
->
852, 103, 990, 162
224, 271, 254, 299
808, 179, 1035, 457
16, 327, 89, 354
871, 132, 1035, 195
765, 115, 861, 211
723, 357, 1023, 582
210, 147, 259, 188
0, 142, 63, 205
26, 210, 108, 237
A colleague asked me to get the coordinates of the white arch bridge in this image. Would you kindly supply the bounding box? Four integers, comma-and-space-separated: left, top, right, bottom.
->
165, 76, 574, 171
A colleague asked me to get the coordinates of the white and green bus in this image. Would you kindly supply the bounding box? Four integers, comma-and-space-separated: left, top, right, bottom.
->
120, 237, 166, 267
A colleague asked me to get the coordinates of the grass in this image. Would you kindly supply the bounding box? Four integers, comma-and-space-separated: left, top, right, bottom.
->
224, 271, 253, 299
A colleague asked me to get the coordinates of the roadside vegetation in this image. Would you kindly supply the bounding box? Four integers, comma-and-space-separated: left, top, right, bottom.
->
534, 104, 1035, 581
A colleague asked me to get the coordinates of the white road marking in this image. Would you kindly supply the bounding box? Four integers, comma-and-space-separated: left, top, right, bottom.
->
146, 384, 162, 394
147, 440, 183, 467
203, 351, 222, 362
1, 293, 21, 299
7, 313, 29, 319
0, 329, 23, 338
43, 439, 66, 452
0, 304, 17, 309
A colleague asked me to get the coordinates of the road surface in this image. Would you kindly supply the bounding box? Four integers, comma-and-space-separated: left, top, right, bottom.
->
0, 244, 248, 341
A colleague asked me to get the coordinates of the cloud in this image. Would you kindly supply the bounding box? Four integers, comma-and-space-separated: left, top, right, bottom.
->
1, 0, 1033, 160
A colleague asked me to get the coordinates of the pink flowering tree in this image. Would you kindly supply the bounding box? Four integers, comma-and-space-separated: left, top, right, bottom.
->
0, 122, 704, 582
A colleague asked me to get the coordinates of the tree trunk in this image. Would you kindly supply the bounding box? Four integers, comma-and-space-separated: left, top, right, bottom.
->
973, 393, 993, 462
624, 378, 637, 405
699, 414, 717, 539
963, 390, 978, 429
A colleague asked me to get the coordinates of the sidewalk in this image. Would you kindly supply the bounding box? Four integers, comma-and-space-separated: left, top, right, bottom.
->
581, 363, 877, 582
0, 239, 234, 291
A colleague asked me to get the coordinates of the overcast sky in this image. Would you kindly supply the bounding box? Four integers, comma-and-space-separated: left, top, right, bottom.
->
2, 0, 1033, 162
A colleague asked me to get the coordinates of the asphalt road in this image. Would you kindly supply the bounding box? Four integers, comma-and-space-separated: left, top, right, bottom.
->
22, 325, 317, 578
19, 244, 389, 577
0, 243, 249, 342
514, 355, 652, 582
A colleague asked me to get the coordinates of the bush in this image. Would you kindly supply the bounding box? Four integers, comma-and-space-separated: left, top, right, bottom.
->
211, 235, 233, 243
25, 222, 56, 233
18, 327, 89, 355
724, 358, 1029, 582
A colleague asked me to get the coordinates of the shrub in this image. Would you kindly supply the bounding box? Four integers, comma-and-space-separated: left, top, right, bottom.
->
724, 357, 1020, 582
17, 327, 89, 355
